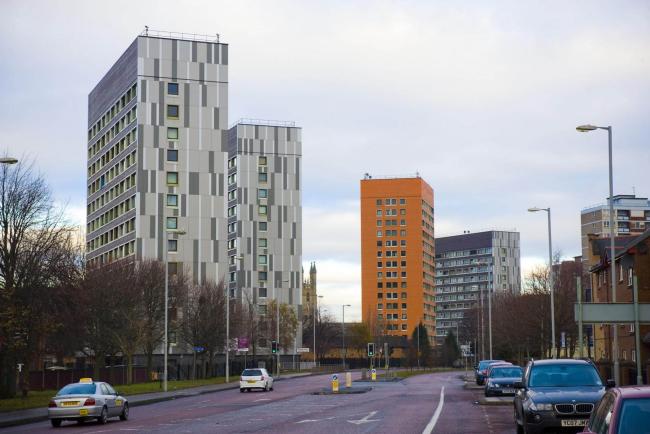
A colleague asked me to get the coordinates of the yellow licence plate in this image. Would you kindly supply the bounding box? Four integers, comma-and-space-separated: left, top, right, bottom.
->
247, 380, 257, 383
61, 401, 79, 407
79, 409, 89, 416
561, 419, 587, 427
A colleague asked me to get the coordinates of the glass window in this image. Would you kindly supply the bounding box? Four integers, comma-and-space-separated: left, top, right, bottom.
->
400, 198, 406, 204
167, 105, 179, 118
258, 189, 268, 198
167, 82, 179, 95
258, 172, 268, 183
167, 149, 178, 162
377, 231, 382, 237
167, 127, 179, 140
166, 217, 178, 230
259, 156, 267, 165
56, 383, 97, 396
259, 287, 267, 298
167, 194, 178, 207
167, 239, 178, 252
259, 238, 267, 247
259, 271, 267, 280
259, 222, 268, 231
376, 210, 382, 216
258, 255, 267, 265
166, 172, 178, 185
529, 364, 602, 387
259, 205, 267, 215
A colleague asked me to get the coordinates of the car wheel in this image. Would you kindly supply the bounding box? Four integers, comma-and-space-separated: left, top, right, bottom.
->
120, 403, 129, 421
51, 419, 62, 428
98, 406, 108, 425
240, 388, 245, 393
264, 382, 269, 392
270, 386, 274, 391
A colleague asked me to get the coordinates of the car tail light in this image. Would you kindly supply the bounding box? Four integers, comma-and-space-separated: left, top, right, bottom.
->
48, 400, 57, 408
83, 398, 95, 406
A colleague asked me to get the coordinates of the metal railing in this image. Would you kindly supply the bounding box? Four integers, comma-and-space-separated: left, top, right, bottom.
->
140, 27, 222, 43
229, 118, 297, 129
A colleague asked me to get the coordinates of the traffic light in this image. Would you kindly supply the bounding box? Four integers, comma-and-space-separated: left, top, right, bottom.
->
271, 341, 278, 354
367, 342, 375, 357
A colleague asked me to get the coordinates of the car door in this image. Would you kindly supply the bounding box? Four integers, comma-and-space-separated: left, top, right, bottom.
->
587, 393, 615, 434
105, 383, 122, 415
100, 383, 116, 416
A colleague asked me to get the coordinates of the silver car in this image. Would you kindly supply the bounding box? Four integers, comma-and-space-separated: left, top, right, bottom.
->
47, 378, 129, 427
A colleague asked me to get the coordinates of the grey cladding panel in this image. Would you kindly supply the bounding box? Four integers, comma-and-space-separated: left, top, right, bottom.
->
189, 172, 199, 195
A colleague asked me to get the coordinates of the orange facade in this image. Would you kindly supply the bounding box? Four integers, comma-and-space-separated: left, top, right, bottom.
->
360, 177, 436, 343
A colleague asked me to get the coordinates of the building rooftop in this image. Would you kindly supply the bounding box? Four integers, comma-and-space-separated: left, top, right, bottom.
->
140, 27, 223, 43
362, 173, 422, 180
581, 194, 650, 213
229, 118, 297, 129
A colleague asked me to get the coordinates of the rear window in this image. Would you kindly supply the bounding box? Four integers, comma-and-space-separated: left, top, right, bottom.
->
618, 398, 650, 434
242, 369, 263, 376
479, 360, 502, 370
57, 383, 97, 395
491, 367, 523, 378
529, 364, 602, 387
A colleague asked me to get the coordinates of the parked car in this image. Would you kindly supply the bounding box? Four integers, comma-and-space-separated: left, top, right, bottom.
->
475, 359, 506, 385
513, 359, 608, 434
485, 362, 513, 380
485, 365, 523, 397
47, 378, 129, 427
582, 385, 650, 434
239, 368, 274, 392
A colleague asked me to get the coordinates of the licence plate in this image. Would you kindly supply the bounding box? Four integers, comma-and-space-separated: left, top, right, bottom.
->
561, 419, 587, 427
79, 409, 89, 416
502, 389, 514, 394
61, 401, 79, 407
247, 380, 257, 383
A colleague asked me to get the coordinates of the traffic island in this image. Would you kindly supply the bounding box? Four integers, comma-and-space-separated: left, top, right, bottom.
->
355, 378, 401, 383
312, 386, 372, 395
478, 396, 514, 406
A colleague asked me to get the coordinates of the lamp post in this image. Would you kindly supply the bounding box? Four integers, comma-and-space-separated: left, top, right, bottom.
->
0, 158, 18, 164
275, 278, 290, 377
314, 295, 323, 367
528, 207, 556, 358
342, 304, 351, 370
164, 228, 186, 392
226, 255, 244, 383
577, 124, 619, 384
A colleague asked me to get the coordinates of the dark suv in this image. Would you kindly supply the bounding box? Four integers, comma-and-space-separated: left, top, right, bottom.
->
514, 359, 608, 434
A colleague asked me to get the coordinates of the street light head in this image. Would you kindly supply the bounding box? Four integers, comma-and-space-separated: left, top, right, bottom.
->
528, 207, 542, 212
0, 157, 18, 164
576, 124, 598, 132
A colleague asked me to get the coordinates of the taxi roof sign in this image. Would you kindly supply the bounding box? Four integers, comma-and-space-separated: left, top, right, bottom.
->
79, 377, 93, 383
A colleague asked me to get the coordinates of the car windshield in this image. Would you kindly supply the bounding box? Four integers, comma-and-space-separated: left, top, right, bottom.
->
479, 360, 502, 370
618, 398, 650, 434
242, 369, 263, 376
529, 364, 602, 387
491, 367, 522, 378
56, 383, 97, 396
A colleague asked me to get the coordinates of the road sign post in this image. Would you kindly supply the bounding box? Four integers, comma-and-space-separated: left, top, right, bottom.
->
331, 374, 339, 393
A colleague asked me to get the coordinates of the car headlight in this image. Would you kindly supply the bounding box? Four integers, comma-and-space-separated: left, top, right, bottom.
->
492, 383, 500, 388
530, 401, 553, 411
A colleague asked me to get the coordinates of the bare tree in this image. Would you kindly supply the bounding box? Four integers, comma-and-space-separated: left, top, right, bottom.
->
0, 160, 81, 397
263, 300, 298, 352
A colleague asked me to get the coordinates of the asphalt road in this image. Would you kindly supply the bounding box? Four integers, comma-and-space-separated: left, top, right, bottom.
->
5, 370, 516, 433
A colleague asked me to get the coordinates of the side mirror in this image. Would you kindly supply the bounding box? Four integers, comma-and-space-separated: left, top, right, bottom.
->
606, 379, 616, 388
514, 381, 525, 389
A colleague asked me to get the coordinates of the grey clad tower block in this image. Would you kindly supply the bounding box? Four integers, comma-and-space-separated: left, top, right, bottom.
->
227, 121, 303, 350
86, 33, 229, 284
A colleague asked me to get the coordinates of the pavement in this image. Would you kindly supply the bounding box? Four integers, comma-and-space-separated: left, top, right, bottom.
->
0, 369, 517, 433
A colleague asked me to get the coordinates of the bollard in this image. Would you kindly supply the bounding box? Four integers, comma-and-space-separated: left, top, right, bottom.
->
331, 374, 339, 393
371, 368, 377, 381
346, 372, 352, 387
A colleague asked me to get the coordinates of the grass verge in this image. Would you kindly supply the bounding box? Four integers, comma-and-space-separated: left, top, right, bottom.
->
392, 367, 456, 379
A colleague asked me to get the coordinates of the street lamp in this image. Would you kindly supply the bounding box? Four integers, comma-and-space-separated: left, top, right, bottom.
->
275, 278, 290, 378
577, 124, 619, 383
342, 304, 351, 370
314, 295, 323, 367
528, 207, 556, 358
0, 158, 18, 164
226, 255, 244, 383
164, 228, 186, 392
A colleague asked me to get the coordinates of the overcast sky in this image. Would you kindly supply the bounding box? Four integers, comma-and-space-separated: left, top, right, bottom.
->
2, 0, 649, 321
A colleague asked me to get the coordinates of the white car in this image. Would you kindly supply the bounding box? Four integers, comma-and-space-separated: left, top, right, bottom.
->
239, 368, 274, 392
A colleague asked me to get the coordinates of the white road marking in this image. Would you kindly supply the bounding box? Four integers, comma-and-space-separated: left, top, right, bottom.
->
347, 410, 380, 425
422, 386, 445, 434
296, 419, 320, 423
253, 398, 272, 402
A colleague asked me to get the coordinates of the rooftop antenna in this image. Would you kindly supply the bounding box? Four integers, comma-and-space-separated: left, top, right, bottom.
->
144, 25, 149, 36
216, 33, 220, 43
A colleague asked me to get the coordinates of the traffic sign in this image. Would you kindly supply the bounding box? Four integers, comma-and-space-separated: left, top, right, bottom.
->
297, 347, 310, 353
332, 374, 338, 381
238, 348, 249, 352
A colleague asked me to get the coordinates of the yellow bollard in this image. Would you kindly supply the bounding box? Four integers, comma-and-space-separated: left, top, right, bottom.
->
331, 374, 339, 392
371, 368, 377, 381
345, 372, 352, 387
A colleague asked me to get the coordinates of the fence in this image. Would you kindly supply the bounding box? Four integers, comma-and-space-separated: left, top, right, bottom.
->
28, 366, 149, 391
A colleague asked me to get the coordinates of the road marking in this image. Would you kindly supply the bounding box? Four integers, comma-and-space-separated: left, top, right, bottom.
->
348, 411, 380, 425
422, 386, 445, 434
296, 419, 320, 423
253, 398, 272, 402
